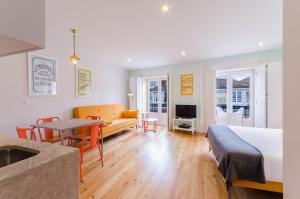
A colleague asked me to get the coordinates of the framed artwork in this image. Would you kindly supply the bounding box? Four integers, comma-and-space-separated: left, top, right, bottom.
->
180, 73, 193, 96
76, 66, 92, 97
28, 53, 57, 96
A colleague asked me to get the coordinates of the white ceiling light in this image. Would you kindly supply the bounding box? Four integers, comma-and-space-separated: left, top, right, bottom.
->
181, 51, 187, 56
258, 42, 264, 47
161, 4, 170, 13
127, 58, 132, 62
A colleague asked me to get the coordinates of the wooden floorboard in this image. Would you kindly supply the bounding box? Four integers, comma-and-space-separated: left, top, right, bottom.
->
80, 127, 283, 199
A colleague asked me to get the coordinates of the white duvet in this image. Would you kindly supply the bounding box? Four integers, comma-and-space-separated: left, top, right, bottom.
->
228, 126, 283, 183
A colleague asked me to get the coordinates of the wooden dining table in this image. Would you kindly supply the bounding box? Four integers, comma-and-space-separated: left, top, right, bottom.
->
31, 118, 104, 155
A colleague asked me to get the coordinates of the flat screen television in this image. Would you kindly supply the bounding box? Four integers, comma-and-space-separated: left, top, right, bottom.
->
176, 105, 196, 118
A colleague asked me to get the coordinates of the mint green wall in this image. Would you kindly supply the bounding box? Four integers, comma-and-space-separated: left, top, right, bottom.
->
129, 49, 282, 75
129, 49, 282, 131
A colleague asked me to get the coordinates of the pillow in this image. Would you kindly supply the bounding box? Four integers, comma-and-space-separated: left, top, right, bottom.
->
123, 110, 138, 118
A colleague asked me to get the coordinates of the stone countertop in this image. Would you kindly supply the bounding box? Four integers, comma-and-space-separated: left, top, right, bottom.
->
0, 135, 78, 186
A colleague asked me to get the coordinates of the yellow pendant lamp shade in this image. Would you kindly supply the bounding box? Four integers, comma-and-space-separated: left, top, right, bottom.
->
70, 28, 80, 64
70, 54, 80, 64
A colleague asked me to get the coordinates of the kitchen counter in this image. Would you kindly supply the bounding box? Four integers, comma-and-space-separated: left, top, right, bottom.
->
0, 135, 80, 199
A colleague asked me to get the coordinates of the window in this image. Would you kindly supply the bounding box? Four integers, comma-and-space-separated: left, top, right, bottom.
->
216, 75, 228, 112
232, 91, 237, 102
246, 91, 250, 103
237, 91, 242, 102
216, 70, 252, 120
149, 80, 158, 112
161, 80, 168, 113
148, 79, 168, 114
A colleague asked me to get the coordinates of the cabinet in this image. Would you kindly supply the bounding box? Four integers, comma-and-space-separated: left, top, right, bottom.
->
173, 118, 197, 135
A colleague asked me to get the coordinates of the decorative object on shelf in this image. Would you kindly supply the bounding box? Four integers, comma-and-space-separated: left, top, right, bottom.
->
70, 28, 80, 64
76, 66, 92, 97
180, 73, 193, 96
28, 53, 57, 96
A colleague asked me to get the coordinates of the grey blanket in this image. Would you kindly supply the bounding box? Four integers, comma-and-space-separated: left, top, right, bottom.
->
206, 125, 266, 184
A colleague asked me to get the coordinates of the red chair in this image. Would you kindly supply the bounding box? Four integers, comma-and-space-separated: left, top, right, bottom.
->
86, 115, 103, 152
16, 127, 37, 141
37, 117, 73, 144
72, 115, 102, 143
69, 123, 103, 181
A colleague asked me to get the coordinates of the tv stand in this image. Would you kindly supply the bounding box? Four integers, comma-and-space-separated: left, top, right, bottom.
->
173, 118, 196, 135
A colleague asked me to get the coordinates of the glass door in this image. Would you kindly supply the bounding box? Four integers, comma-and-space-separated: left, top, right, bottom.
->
147, 77, 168, 125
216, 70, 254, 126
216, 73, 228, 114
230, 71, 252, 121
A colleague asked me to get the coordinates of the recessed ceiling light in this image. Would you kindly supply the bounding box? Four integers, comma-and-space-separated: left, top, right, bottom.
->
161, 4, 170, 13
127, 58, 132, 62
258, 42, 264, 47
181, 51, 187, 56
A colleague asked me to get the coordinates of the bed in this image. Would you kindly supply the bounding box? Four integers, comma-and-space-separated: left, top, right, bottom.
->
206, 125, 283, 196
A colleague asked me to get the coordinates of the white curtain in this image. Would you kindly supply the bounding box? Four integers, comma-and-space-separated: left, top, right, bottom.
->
254, 65, 267, 128
136, 77, 146, 126
204, 69, 216, 131
168, 73, 173, 131
267, 62, 283, 129
128, 77, 137, 109
136, 77, 144, 111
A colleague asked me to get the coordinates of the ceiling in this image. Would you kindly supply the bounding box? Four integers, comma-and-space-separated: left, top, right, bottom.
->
46, 0, 282, 69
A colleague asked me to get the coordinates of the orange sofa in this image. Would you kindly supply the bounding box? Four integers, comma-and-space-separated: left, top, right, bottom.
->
73, 104, 138, 138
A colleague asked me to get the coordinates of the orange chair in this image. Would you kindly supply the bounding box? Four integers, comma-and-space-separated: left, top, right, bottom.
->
72, 115, 102, 143
16, 127, 37, 141
37, 117, 73, 144
86, 115, 103, 153
69, 123, 103, 181
86, 115, 103, 138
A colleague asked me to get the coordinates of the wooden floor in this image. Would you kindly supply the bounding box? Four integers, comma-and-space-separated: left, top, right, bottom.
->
80, 127, 283, 199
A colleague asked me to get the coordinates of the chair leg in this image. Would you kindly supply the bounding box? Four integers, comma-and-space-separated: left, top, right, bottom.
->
80, 153, 83, 182
98, 145, 104, 167
80, 152, 83, 164
80, 163, 83, 182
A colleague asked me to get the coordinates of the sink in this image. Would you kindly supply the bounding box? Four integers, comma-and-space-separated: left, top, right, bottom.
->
0, 145, 40, 168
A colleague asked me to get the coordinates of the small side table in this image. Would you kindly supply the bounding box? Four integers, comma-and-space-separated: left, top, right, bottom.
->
142, 118, 158, 132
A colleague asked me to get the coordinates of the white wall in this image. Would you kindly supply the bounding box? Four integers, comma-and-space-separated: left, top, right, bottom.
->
283, 1, 300, 198
0, 50, 128, 137
0, 0, 45, 54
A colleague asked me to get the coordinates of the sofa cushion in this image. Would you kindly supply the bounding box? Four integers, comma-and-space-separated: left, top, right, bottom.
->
102, 120, 112, 127
123, 110, 138, 118
103, 118, 136, 134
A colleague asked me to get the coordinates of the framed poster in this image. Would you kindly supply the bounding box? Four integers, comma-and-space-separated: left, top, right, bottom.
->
180, 73, 193, 96
28, 53, 57, 96
76, 66, 92, 97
